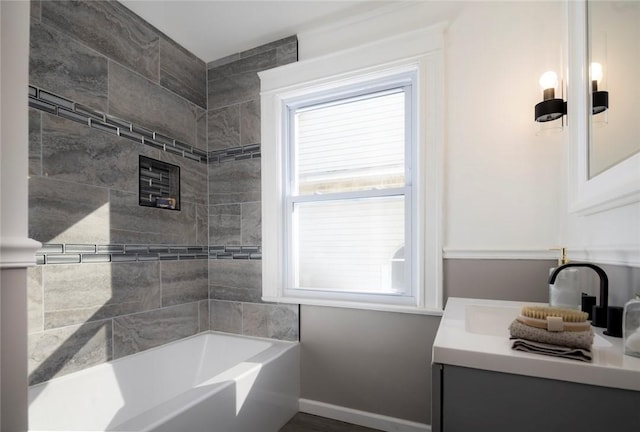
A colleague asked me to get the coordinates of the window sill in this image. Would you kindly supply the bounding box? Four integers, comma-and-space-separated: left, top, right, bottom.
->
262, 296, 444, 316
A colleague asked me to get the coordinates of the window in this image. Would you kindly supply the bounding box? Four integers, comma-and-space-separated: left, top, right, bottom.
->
260, 27, 443, 313
285, 78, 415, 305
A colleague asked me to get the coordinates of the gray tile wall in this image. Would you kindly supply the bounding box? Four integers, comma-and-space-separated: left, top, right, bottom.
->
207, 36, 299, 342
27, 0, 208, 386
28, 110, 207, 246
27, 0, 300, 386
31, 1, 206, 109
27, 259, 209, 385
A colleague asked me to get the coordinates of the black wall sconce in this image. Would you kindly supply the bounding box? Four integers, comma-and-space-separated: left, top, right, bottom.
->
534, 71, 567, 123
590, 62, 609, 114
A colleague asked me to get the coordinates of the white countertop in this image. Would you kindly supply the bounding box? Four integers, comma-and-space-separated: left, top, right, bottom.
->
432, 297, 640, 392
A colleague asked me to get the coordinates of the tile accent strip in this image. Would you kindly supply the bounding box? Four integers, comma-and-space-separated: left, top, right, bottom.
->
36, 244, 262, 265
208, 145, 261, 164
28, 85, 209, 164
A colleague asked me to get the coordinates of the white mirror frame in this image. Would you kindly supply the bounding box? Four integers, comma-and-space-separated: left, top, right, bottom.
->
568, 0, 640, 216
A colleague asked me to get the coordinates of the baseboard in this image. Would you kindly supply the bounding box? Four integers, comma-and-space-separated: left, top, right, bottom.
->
299, 398, 431, 432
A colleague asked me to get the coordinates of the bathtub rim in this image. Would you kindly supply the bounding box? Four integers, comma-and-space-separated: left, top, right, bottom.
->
29, 331, 300, 431
28, 330, 299, 391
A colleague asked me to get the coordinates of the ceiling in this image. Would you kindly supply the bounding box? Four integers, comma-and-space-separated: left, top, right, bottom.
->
120, 0, 399, 64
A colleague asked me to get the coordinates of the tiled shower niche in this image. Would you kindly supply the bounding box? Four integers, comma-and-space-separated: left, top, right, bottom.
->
139, 156, 180, 210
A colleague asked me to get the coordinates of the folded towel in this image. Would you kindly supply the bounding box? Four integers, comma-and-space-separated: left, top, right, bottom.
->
511, 338, 592, 362
508, 319, 594, 350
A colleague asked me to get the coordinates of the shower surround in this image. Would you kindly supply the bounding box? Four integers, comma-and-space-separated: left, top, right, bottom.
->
27, 0, 299, 386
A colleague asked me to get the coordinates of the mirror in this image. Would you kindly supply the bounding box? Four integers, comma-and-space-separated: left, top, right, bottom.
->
568, 0, 640, 213
588, 1, 640, 178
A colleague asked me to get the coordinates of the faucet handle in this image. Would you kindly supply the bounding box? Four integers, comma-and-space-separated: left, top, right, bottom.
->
592, 306, 608, 328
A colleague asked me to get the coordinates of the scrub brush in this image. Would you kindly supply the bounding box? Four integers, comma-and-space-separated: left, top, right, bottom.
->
517, 305, 590, 332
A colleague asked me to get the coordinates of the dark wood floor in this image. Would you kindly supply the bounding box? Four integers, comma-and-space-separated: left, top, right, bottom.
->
279, 413, 382, 432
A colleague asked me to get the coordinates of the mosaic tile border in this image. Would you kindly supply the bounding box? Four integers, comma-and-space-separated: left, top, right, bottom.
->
208, 144, 261, 164
36, 244, 262, 265
28, 86, 208, 164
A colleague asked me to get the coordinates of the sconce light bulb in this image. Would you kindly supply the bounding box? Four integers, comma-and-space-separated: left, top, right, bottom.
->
539, 71, 558, 91
591, 62, 603, 83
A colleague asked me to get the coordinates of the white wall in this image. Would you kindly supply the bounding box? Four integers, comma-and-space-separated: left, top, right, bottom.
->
300, 0, 639, 267
295, 1, 572, 428
444, 1, 565, 253
300, 1, 566, 256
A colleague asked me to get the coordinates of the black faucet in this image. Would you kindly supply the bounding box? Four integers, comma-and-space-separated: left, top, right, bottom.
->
548, 263, 609, 327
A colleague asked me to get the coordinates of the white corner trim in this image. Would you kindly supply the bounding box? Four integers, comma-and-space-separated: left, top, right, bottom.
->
568, 247, 640, 267
442, 248, 557, 260
441, 248, 640, 267
260, 24, 445, 311
0, 237, 42, 269
299, 399, 431, 432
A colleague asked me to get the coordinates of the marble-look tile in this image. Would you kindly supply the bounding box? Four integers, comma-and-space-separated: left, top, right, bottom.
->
155, 201, 197, 244
240, 99, 260, 146
161, 260, 208, 307
207, 49, 277, 81
207, 53, 240, 70
29, 176, 110, 244
207, 105, 240, 151
196, 106, 207, 152
160, 37, 206, 109
239, 35, 298, 60
31, 0, 41, 22
27, 266, 43, 334
29, 109, 42, 176
110, 190, 161, 244
43, 262, 161, 329
158, 152, 207, 206
207, 72, 260, 111
209, 204, 241, 245
109, 62, 198, 145
28, 319, 112, 385
41, 0, 159, 82
276, 41, 298, 66
242, 303, 299, 341
110, 190, 197, 245
108, 229, 165, 245
241, 202, 262, 245
29, 21, 108, 112
210, 300, 242, 335
209, 259, 262, 303
208, 158, 261, 205
113, 303, 199, 358
41, 114, 155, 192
196, 204, 209, 246
199, 300, 210, 332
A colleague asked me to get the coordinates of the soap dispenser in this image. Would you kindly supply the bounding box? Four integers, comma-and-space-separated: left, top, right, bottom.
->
623, 290, 640, 358
548, 248, 579, 309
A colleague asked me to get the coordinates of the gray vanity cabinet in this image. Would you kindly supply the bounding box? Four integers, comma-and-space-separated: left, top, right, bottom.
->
431, 363, 640, 432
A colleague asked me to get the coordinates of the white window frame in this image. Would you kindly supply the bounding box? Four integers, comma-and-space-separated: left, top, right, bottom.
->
285, 76, 416, 305
259, 26, 444, 314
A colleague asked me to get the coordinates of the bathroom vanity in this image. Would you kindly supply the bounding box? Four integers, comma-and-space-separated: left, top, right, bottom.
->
431, 298, 640, 432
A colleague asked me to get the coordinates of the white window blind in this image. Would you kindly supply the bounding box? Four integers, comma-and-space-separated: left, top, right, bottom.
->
295, 90, 406, 195
286, 86, 413, 300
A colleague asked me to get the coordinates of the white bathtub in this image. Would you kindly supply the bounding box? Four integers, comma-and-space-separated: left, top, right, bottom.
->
28, 332, 300, 431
